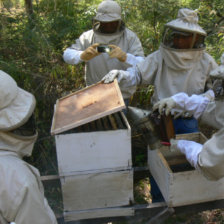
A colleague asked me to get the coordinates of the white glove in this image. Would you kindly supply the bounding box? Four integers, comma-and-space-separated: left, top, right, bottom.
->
153, 97, 176, 115
171, 90, 214, 119
102, 69, 127, 84
170, 139, 203, 168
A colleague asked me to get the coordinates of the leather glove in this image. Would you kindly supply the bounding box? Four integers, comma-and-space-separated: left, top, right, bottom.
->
108, 44, 127, 62
170, 139, 202, 168
153, 97, 176, 115
80, 43, 100, 61
102, 69, 128, 84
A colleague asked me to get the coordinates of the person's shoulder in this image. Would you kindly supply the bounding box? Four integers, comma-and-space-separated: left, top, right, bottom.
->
202, 52, 217, 64
145, 50, 160, 59
124, 28, 139, 38
202, 51, 214, 60
80, 29, 94, 38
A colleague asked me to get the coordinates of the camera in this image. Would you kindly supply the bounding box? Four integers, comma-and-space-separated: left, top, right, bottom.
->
97, 44, 112, 53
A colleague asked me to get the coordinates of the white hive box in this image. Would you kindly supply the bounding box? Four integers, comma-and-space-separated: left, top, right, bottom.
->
51, 80, 134, 221
148, 132, 224, 207
54, 112, 132, 175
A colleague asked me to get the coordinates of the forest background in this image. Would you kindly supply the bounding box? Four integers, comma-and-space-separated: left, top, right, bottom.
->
0, 0, 224, 223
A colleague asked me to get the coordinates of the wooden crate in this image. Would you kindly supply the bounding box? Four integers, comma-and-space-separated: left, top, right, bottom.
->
51, 81, 133, 221
55, 111, 132, 176
148, 132, 224, 207
61, 169, 134, 221
64, 206, 134, 222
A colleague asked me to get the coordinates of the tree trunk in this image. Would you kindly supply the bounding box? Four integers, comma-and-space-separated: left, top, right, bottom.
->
25, 0, 33, 15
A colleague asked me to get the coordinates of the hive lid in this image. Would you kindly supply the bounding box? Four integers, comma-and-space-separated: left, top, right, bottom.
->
51, 80, 125, 135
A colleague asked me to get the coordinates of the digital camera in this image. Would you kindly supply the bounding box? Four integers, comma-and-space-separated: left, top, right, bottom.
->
97, 44, 112, 53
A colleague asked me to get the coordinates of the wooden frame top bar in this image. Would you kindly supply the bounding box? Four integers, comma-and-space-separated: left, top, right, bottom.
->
51, 80, 125, 135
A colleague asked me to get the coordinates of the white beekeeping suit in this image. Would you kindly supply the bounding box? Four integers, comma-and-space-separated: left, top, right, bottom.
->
103, 8, 218, 135
103, 8, 217, 103
0, 70, 57, 224
153, 54, 224, 180
63, 0, 144, 100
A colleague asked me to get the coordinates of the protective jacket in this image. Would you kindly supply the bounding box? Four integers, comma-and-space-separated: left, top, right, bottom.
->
63, 28, 144, 99
198, 100, 224, 180
0, 132, 57, 224
135, 45, 218, 104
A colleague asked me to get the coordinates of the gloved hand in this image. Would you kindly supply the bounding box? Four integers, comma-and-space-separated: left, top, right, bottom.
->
201, 89, 215, 101
102, 69, 127, 84
170, 139, 203, 168
153, 97, 176, 115
80, 43, 100, 61
173, 110, 185, 119
108, 44, 127, 62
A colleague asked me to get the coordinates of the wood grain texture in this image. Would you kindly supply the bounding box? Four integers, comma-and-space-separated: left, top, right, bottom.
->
148, 133, 224, 207
51, 80, 125, 135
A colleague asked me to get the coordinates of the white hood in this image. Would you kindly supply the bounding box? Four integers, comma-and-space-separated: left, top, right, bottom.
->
0, 70, 36, 131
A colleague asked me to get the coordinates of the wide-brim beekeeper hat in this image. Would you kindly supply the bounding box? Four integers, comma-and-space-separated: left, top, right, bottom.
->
165, 8, 207, 36
94, 0, 122, 22
0, 70, 36, 131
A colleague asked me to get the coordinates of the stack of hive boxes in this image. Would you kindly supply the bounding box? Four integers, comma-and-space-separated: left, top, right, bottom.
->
51, 80, 134, 222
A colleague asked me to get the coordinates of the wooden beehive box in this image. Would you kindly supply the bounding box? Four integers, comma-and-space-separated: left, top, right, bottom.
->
148, 132, 224, 207
51, 80, 134, 221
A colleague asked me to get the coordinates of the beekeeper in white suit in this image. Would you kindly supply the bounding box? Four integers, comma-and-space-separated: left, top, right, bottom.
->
0, 70, 57, 224
103, 8, 218, 133
153, 53, 224, 180
63, 0, 144, 104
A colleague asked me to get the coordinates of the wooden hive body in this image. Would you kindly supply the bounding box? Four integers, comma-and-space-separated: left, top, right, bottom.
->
51, 81, 134, 222
148, 132, 224, 207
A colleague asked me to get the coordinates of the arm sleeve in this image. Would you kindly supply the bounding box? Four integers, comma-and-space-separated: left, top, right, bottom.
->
135, 51, 159, 85
126, 53, 144, 67
121, 51, 159, 87
63, 48, 83, 65
171, 90, 214, 119
198, 128, 224, 180
200, 101, 224, 130
204, 53, 218, 91
120, 64, 142, 87
123, 29, 145, 66
63, 31, 92, 65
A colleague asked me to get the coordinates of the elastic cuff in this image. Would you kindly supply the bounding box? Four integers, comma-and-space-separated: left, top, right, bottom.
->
125, 53, 134, 64
78, 51, 84, 62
